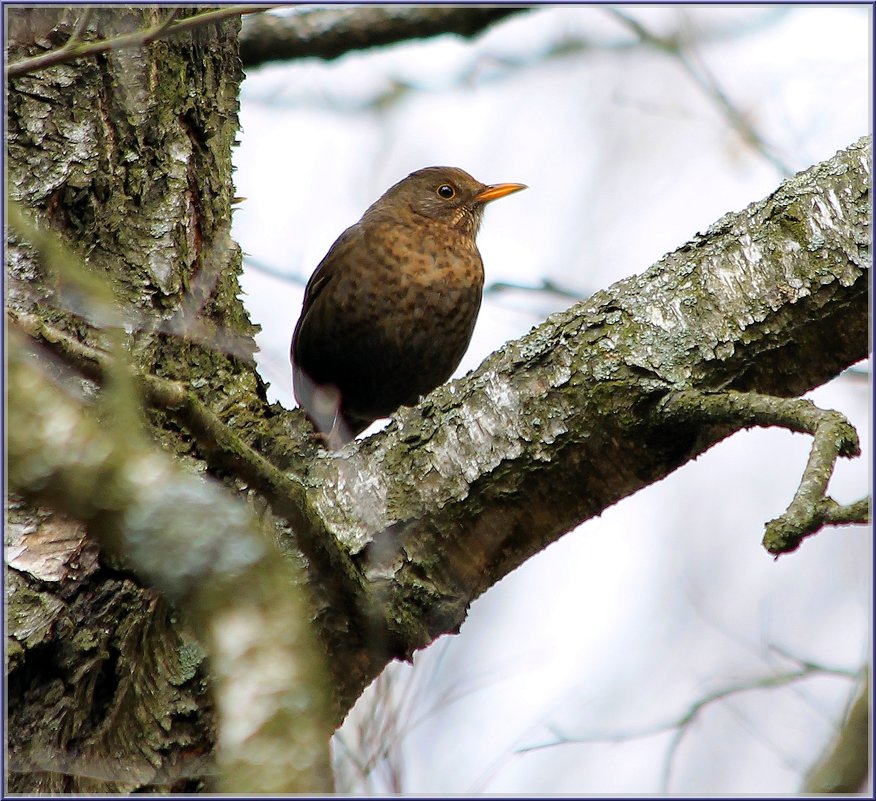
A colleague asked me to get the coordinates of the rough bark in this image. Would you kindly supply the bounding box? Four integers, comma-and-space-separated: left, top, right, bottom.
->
5, 5, 870, 793
5, 6, 329, 793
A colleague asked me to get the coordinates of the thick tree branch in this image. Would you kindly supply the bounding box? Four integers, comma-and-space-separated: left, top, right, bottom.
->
299, 137, 869, 700
9, 136, 870, 714
239, 7, 529, 69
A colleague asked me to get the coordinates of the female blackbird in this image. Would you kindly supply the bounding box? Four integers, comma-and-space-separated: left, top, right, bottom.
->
291, 166, 526, 445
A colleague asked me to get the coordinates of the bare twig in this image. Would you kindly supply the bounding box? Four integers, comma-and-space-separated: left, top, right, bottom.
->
605, 8, 795, 176
656, 390, 868, 555
519, 661, 862, 792
6, 6, 276, 78
64, 8, 95, 50
334, 637, 544, 793
820, 496, 870, 526
241, 257, 588, 304
243, 254, 307, 285
242, 8, 791, 115
143, 7, 181, 43
485, 278, 586, 302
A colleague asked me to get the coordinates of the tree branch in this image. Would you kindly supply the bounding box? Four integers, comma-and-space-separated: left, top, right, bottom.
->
239, 7, 529, 69
9, 137, 871, 711
301, 137, 869, 692
657, 390, 869, 555
6, 6, 274, 78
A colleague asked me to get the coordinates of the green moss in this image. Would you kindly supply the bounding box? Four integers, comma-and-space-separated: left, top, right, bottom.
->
5, 572, 66, 649
171, 641, 205, 685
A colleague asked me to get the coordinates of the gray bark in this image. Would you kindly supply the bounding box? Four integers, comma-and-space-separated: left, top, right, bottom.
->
6, 7, 334, 793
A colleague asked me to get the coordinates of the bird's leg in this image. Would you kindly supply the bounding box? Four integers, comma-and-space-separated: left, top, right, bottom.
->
306, 382, 355, 449
325, 412, 354, 450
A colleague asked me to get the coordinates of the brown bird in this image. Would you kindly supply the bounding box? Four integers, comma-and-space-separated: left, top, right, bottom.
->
291, 166, 527, 446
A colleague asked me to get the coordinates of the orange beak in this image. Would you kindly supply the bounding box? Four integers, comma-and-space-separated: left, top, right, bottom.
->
474, 182, 528, 203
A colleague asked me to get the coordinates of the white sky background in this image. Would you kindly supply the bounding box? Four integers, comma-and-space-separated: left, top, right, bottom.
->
232, 6, 871, 794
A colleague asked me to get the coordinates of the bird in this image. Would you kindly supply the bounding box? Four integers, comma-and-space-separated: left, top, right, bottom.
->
291, 166, 527, 447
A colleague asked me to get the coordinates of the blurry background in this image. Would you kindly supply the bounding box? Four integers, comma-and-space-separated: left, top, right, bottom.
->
232, 6, 870, 794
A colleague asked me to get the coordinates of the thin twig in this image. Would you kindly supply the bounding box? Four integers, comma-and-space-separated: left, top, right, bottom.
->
142, 7, 180, 44
63, 8, 95, 51
243, 254, 307, 284
605, 8, 795, 176
485, 278, 585, 302
518, 662, 862, 792
7, 6, 277, 78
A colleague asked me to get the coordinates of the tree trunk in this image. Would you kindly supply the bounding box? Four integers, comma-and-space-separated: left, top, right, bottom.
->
7, 7, 254, 793
5, 7, 870, 793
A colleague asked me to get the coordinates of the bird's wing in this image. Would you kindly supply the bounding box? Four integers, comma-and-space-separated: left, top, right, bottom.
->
292, 223, 364, 369
299, 223, 362, 316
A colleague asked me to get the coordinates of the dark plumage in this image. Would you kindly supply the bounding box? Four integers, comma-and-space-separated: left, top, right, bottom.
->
291, 166, 526, 446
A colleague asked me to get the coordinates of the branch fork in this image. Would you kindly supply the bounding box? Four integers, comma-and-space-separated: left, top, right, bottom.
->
657, 389, 869, 555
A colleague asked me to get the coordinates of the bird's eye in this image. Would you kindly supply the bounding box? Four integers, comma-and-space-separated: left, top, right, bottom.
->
437, 184, 455, 199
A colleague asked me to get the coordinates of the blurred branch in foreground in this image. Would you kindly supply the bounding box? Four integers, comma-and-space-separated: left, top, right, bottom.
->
7, 204, 333, 793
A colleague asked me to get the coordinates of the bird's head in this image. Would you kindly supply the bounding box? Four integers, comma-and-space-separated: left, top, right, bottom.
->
366, 166, 527, 237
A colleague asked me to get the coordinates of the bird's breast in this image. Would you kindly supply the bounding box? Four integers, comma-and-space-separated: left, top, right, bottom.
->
295, 218, 487, 422
368, 221, 482, 282
316, 222, 476, 357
